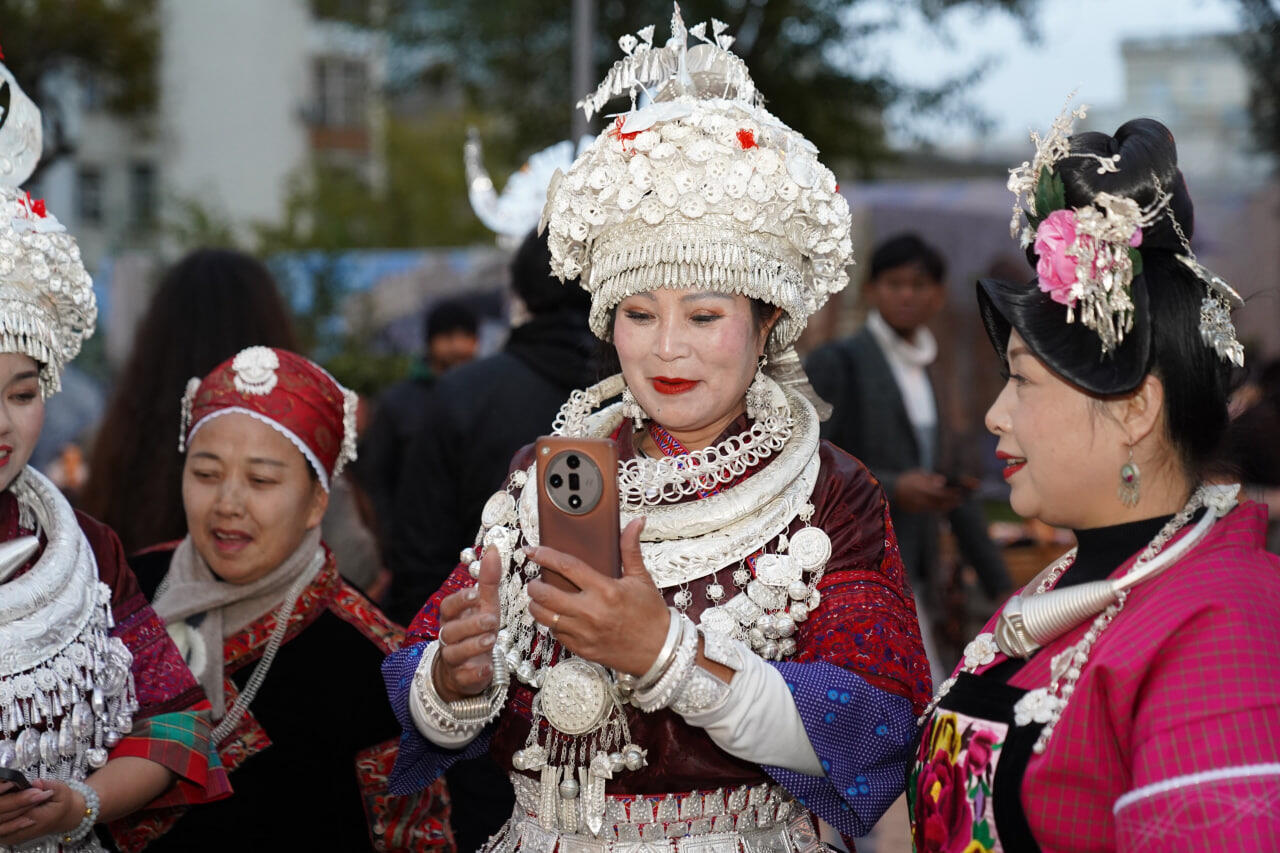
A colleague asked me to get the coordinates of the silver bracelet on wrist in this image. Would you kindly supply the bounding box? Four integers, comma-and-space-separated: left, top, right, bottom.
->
670, 664, 732, 717
615, 606, 680, 700
632, 615, 698, 713
416, 641, 508, 734
60, 779, 100, 846
698, 625, 747, 672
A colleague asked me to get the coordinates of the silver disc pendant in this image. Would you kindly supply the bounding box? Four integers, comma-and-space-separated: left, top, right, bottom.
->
538, 658, 613, 736
788, 527, 832, 572
481, 491, 517, 529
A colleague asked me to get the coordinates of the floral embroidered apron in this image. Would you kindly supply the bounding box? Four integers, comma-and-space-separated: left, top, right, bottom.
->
909, 673, 1044, 853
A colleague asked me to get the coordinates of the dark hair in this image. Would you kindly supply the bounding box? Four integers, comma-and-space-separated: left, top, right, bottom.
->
978, 119, 1231, 477
511, 229, 591, 315
869, 233, 946, 283
424, 299, 478, 343
81, 249, 299, 553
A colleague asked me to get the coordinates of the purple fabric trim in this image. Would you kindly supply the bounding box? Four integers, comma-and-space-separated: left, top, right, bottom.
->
765, 660, 918, 838
382, 641, 493, 795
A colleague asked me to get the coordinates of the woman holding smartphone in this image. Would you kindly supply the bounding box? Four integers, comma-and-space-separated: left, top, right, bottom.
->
909, 109, 1280, 850
118, 348, 450, 852
0, 58, 229, 852
383, 10, 929, 852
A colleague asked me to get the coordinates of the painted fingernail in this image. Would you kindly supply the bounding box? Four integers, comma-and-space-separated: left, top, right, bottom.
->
480, 665, 492, 678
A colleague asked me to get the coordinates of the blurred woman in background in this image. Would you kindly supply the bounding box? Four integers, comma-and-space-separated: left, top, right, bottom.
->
80, 249, 298, 556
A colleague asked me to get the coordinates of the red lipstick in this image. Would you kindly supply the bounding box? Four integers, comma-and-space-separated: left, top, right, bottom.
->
997, 450, 1026, 481
652, 377, 697, 395
0, 445, 11, 468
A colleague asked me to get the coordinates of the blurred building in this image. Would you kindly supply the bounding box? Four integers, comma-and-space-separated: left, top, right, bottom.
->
1090, 33, 1271, 186
29, 0, 386, 366
31, 1, 385, 265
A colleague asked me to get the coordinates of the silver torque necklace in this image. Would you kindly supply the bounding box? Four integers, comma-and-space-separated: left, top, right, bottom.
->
919, 483, 1239, 755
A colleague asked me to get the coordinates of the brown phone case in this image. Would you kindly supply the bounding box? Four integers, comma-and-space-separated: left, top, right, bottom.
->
535, 436, 621, 592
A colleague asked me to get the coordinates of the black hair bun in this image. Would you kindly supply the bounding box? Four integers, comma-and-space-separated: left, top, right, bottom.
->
981, 118, 1232, 476
1062, 118, 1193, 254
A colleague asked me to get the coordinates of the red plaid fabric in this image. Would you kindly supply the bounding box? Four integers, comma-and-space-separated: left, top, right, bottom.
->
960, 501, 1280, 851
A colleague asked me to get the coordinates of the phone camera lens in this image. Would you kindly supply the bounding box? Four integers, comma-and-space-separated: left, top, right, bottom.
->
568, 494, 582, 510
549, 473, 563, 489
566, 454, 581, 470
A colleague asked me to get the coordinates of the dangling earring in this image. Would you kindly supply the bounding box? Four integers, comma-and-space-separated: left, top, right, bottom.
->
621, 386, 646, 432
745, 354, 770, 421
1118, 446, 1141, 507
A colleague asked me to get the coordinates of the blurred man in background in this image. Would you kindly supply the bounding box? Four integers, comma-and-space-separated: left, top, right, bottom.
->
358, 299, 478, 554
806, 232, 1011, 685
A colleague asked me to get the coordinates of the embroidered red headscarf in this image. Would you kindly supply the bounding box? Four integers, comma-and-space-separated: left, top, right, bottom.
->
178, 347, 357, 491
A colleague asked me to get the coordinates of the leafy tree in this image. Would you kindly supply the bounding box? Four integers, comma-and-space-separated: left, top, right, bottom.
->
375, 0, 1037, 178
1235, 0, 1280, 166
0, 0, 159, 178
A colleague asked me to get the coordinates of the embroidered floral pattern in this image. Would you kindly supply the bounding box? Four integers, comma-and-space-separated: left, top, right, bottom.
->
909, 711, 1008, 853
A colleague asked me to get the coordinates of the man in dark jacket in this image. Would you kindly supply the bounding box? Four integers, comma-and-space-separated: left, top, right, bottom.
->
358, 299, 478, 552
806, 233, 1010, 685
385, 229, 595, 852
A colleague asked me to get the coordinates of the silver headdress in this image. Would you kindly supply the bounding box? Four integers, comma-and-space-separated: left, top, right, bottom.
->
465, 130, 592, 247
542, 4, 853, 352
0, 57, 96, 397
1008, 99, 1243, 366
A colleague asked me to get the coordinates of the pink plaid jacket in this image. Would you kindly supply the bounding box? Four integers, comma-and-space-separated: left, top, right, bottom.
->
967, 501, 1280, 851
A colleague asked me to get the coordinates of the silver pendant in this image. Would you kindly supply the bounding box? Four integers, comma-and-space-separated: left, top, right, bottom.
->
538, 658, 613, 736
753, 554, 800, 588
787, 527, 831, 572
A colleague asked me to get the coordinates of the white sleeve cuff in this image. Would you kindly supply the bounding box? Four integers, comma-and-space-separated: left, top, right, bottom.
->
678, 640, 824, 776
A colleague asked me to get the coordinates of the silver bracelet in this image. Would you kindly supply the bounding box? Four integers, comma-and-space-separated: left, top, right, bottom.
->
60, 779, 100, 846
670, 664, 732, 717
616, 606, 681, 698
698, 626, 747, 672
415, 641, 508, 733
632, 615, 698, 713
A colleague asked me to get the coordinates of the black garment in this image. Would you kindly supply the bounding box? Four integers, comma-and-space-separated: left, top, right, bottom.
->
981, 513, 1175, 684
385, 309, 596, 622
805, 329, 1011, 601
130, 550, 402, 852
384, 308, 595, 852
357, 369, 436, 551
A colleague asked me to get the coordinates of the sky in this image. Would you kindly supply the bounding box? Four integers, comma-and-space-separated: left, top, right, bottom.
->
853, 0, 1244, 151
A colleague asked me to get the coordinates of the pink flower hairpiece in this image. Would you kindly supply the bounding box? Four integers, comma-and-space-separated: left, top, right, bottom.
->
1030, 193, 1156, 354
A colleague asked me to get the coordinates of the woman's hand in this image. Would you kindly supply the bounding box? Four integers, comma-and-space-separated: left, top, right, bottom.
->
433, 548, 502, 702
525, 519, 670, 676
0, 779, 84, 847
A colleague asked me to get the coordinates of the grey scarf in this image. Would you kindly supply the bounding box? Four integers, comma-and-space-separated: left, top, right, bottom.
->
152, 527, 324, 718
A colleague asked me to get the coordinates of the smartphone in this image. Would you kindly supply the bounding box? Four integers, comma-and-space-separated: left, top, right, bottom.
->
535, 436, 621, 592
0, 768, 31, 791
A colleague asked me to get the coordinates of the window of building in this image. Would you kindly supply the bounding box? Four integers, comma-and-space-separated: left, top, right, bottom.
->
312, 56, 369, 127
77, 166, 104, 226
130, 162, 156, 226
